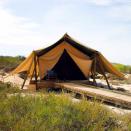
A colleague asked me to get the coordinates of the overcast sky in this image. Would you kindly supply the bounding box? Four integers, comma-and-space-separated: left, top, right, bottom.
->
0, 0, 131, 64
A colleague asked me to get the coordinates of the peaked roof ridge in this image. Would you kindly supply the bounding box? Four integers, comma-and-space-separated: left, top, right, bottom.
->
37, 33, 99, 57
63, 33, 99, 54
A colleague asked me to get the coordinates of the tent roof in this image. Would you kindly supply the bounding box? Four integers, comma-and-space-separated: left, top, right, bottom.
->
11, 33, 125, 79
36, 33, 97, 57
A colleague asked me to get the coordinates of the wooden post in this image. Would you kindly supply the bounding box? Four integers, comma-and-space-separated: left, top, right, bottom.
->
34, 53, 38, 90
98, 60, 111, 89
21, 56, 34, 89
21, 73, 28, 89
93, 57, 97, 86
30, 70, 34, 83
104, 73, 111, 89
21, 51, 36, 90
91, 57, 97, 86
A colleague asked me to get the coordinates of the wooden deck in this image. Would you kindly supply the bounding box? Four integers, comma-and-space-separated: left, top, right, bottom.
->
55, 82, 131, 109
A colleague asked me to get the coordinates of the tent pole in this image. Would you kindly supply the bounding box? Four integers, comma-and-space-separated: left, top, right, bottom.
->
98, 60, 111, 89
30, 68, 35, 84
92, 71, 97, 86
21, 54, 34, 89
91, 57, 97, 86
93, 57, 97, 86
21, 73, 28, 89
104, 73, 111, 89
34, 53, 38, 90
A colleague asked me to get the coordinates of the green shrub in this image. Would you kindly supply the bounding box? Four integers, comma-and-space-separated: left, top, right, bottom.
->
113, 63, 131, 74
0, 82, 20, 99
121, 113, 131, 130
0, 83, 130, 131
0, 56, 25, 72
0, 93, 124, 131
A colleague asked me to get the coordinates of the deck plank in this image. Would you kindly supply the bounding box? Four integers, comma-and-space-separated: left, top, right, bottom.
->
55, 82, 131, 109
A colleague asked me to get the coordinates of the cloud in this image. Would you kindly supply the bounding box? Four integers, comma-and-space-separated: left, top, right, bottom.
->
0, 0, 131, 64
0, 6, 47, 56
108, 4, 131, 22
84, 0, 112, 6
78, 0, 131, 6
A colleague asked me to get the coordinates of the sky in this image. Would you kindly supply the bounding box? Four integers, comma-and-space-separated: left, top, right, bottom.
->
0, 0, 131, 65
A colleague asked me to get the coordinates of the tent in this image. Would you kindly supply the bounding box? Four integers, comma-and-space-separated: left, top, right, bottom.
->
11, 33, 124, 89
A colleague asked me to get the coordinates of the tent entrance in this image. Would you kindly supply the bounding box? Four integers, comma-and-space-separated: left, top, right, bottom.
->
47, 50, 86, 80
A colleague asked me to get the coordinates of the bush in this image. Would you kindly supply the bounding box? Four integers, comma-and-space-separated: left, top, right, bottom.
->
0, 83, 130, 131
0, 93, 124, 131
113, 63, 131, 74
0, 82, 20, 99
0, 56, 25, 72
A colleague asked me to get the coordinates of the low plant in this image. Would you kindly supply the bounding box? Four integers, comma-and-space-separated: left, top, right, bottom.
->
0, 82, 20, 99
0, 83, 130, 131
0, 93, 125, 131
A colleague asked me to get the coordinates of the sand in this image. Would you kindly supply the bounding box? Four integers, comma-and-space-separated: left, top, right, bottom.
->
0, 74, 29, 89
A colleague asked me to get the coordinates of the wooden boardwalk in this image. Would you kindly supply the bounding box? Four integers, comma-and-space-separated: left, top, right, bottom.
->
55, 82, 131, 109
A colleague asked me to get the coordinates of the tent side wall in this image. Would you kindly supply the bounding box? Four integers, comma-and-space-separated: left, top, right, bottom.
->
97, 53, 125, 79
11, 52, 35, 77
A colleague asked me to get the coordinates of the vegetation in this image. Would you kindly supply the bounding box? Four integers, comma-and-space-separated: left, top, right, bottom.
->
0, 83, 131, 131
0, 82, 20, 99
113, 63, 131, 74
0, 56, 25, 72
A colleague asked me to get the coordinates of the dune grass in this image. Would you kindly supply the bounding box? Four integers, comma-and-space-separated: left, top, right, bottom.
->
0, 83, 131, 131
0, 82, 20, 99
0, 94, 119, 131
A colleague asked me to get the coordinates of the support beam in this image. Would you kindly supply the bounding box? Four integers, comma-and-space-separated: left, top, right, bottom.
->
91, 57, 97, 86
98, 60, 111, 89
34, 53, 38, 90
104, 73, 111, 89
21, 62, 33, 89
21, 51, 35, 89
21, 73, 28, 89
30, 68, 35, 84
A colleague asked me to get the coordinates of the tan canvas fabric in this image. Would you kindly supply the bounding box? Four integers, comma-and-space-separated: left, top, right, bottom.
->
11, 35, 124, 79
98, 54, 125, 78
38, 41, 91, 78
11, 52, 34, 75
68, 52, 92, 77
38, 50, 63, 78
39, 41, 90, 60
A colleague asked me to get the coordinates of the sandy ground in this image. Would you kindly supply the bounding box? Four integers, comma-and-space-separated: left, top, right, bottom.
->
72, 98, 131, 115
96, 79, 131, 93
0, 74, 29, 89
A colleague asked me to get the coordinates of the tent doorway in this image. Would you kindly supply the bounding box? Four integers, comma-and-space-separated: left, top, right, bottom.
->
50, 50, 86, 80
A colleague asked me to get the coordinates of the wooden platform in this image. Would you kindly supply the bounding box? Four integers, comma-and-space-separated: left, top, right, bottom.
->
55, 82, 131, 109
27, 80, 131, 109
28, 80, 55, 91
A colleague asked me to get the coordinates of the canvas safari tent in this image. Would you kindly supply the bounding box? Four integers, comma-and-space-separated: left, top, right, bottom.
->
11, 33, 124, 89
